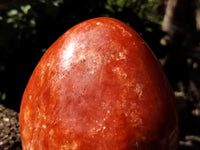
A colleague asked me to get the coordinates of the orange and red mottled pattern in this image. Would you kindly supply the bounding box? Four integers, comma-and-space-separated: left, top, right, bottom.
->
19, 17, 178, 150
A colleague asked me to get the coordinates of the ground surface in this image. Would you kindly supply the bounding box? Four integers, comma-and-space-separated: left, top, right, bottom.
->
0, 94, 200, 150
0, 105, 21, 150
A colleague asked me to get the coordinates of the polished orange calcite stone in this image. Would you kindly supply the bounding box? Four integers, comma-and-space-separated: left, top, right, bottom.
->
20, 17, 178, 150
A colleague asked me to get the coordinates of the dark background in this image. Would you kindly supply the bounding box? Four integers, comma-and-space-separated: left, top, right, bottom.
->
0, 0, 200, 149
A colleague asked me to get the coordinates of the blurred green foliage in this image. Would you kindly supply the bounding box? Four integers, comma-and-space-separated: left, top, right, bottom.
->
105, 0, 164, 23
0, 0, 166, 110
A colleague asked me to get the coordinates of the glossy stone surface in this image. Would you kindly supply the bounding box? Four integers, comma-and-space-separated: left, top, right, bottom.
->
19, 17, 178, 150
